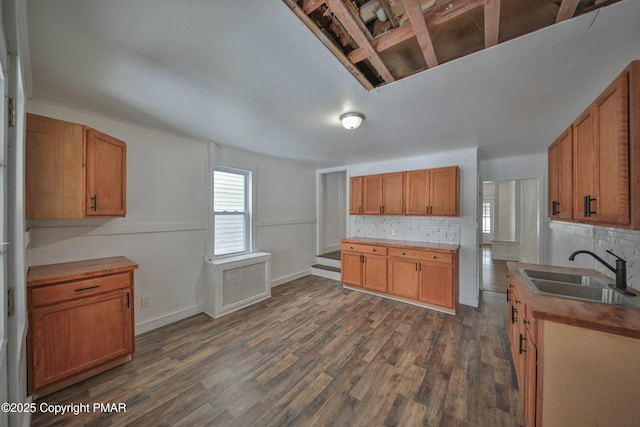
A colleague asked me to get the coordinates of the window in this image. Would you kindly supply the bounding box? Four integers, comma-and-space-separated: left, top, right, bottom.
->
213, 166, 251, 256
482, 202, 492, 234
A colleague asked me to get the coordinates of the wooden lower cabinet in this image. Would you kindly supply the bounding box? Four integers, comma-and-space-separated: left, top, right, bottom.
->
508, 270, 640, 427
342, 240, 458, 313
341, 243, 388, 292
27, 257, 138, 397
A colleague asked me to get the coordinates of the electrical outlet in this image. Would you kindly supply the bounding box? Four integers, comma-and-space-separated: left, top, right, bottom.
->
141, 295, 151, 308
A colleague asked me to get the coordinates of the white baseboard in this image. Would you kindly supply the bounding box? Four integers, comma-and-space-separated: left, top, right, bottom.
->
135, 304, 204, 335
271, 269, 311, 287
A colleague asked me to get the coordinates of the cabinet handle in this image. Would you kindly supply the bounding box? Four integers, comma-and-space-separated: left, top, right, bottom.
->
416, 262, 419, 271
360, 255, 364, 263
91, 195, 97, 211
74, 285, 100, 292
511, 306, 517, 324
426, 205, 429, 214
583, 195, 597, 217
506, 288, 510, 302
430, 206, 433, 214
126, 292, 130, 308
519, 333, 527, 354
552, 200, 559, 216
419, 263, 422, 271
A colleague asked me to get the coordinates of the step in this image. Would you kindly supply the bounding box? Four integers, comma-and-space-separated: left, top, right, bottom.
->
315, 256, 341, 269
311, 264, 341, 281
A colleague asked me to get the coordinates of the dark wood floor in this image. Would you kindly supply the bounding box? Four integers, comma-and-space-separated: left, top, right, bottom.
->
482, 246, 510, 293
32, 276, 523, 426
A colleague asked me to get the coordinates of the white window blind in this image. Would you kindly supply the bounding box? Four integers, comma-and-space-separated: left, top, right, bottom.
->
214, 167, 250, 256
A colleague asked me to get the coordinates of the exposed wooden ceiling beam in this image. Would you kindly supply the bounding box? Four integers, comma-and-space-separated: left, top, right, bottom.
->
302, 0, 325, 14
484, 0, 500, 48
349, 0, 483, 64
325, 0, 395, 83
282, 0, 373, 90
402, 0, 438, 68
556, 0, 580, 23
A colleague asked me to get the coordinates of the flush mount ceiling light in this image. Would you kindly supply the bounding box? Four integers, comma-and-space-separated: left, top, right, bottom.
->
340, 112, 365, 130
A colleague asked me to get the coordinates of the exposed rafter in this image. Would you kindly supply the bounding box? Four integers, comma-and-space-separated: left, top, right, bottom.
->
350, 0, 483, 64
285, 0, 623, 90
484, 0, 500, 48
325, 0, 395, 83
403, 0, 438, 68
556, 0, 580, 23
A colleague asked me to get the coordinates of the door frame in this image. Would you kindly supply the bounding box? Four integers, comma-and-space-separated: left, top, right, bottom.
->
316, 166, 348, 256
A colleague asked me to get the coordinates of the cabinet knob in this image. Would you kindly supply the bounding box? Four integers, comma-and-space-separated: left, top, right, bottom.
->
402, 252, 406, 255
432, 256, 437, 259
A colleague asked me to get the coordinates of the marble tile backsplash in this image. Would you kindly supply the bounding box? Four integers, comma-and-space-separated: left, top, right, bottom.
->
349, 215, 461, 244
593, 227, 640, 288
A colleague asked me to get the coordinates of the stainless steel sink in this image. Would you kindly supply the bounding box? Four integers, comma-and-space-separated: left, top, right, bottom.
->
519, 268, 640, 309
523, 269, 586, 285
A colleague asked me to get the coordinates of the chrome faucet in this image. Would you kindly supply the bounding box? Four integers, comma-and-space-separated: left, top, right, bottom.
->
569, 250, 635, 296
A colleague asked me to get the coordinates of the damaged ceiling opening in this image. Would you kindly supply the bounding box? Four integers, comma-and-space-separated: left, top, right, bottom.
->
283, 0, 623, 90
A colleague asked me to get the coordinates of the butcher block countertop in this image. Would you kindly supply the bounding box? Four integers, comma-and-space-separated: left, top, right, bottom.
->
27, 256, 139, 288
341, 237, 459, 252
507, 262, 640, 339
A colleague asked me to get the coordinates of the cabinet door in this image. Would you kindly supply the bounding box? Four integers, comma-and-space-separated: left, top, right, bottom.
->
404, 169, 429, 215
85, 129, 127, 216
548, 141, 559, 218
25, 114, 85, 219
388, 257, 419, 299
594, 73, 630, 225
363, 254, 387, 292
524, 327, 538, 427
30, 290, 132, 391
362, 175, 383, 215
557, 128, 574, 220
341, 252, 363, 287
430, 166, 459, 216
419, 262, 453, 308
573, 108, 597, 221
382, 173, 404, 215
349, 176, 363, 215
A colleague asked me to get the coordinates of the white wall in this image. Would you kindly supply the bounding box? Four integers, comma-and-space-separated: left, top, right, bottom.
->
519, 179, 540, 263
212, 144, 317, 286
26, 100, 317, 335
347, 147, 479, 307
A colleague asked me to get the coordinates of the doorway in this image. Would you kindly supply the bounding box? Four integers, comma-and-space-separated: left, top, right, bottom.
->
481, 178, 540, 292
318, 170, 347, 256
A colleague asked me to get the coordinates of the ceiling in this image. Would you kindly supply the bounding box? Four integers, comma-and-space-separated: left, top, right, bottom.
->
25, 0, 640, 167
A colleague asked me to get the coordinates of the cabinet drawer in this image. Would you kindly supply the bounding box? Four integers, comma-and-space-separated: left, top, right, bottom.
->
30, 273, 131, 307
341, 243, 387, 255
388, 248, 452, 263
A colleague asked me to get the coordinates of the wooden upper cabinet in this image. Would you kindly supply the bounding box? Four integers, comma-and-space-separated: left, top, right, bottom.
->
573, 107, 598, 222
553, 61, 640, 229
593, 72, 629, 225
26, 114, 127, 219
361, 173, 404, 215
429, 166, 459, 216
548, 128, 573, 220
86, 129, 126, 216
382, 172, 404, 215
405, 166, 459, 216
349, 176, 363, 215
362, 174, 383, 215
405, 169, 430, 215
